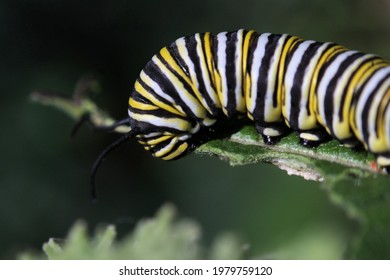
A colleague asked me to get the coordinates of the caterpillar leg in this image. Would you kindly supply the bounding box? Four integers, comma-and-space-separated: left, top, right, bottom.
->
298, 129, 331, 148
350, 144, 365, 153
338, 138, 365, 153
376, 155, 390, 174
255, 123, 291, 145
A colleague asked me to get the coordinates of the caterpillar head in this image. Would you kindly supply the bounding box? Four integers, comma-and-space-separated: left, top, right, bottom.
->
90, 105, 201, 199
90, 125, 193, 197
127, 107, 200, 161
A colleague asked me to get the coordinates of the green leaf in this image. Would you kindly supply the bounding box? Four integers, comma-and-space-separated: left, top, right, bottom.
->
197, 126, 378, 181
321, 175, 390, 259
198, 127, 390, 259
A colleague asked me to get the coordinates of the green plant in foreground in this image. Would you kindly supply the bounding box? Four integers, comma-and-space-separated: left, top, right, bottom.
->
19, 204, 244, 260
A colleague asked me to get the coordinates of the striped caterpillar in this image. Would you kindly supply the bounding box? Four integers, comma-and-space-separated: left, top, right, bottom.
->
90, 29, 390, 195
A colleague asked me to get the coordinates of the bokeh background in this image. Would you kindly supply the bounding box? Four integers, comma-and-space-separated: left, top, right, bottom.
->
1, 0, 389, 259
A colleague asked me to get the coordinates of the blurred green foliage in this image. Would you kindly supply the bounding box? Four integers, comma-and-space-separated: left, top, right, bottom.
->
20, 204, 244, 259
2, 0, 390, 259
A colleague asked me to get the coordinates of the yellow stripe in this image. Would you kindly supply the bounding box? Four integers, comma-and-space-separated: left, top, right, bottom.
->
130, 112, 192, 131
214, 68, 223, 110
270, 36, 301, 125
366, 75, 390, 152
235, 29, 256, 113
376, 88, 390, 149
310, 45, 347, 128
159, 47, 192, 85
278, 36, 302, 112
243, 31, 258, 120
153, 137, 178, 157
154, 54, 208, 119
203, 32, 216, 88
349, 62, 389, 139
336, 59, 386, 139
176, 36, 213, 114
160, 45, 210, 112
162, 142, 189, 160
245, 72, 253, 120
143, 146, 151, 151
242, 30, 256, 78
146, 135, 172, 146
129, 98, 159, 111
212, 33, 227, 115
195, 33, 221, 110
134, 80, 185, 117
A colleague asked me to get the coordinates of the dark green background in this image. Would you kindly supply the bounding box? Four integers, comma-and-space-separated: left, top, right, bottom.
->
1, 0, 389, 259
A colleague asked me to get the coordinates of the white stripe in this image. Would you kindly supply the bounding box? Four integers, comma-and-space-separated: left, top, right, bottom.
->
263, 34, 289, 122
298, 42, 332, 129
234, 29, 245, 112
331, 53, 376, 139
215, 32, 228, 109
153, 137, 179, 157
152, 56, 207, 120
367, 68, 390, 151
175, 36, 216, 115
248, 33, 270, 113
355, 67, 390, 144
140, 70, 177, 105
129, 111, 193, 132
284, 40, 313, 124
195, 33, 221, 109
317, 50, 357, 126
385, 101, 390, 149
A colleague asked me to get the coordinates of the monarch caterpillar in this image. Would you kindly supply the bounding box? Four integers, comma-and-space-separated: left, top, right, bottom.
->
91, 29, 390, 196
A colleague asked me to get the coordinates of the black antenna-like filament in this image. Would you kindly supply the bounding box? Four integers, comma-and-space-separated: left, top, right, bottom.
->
72, 114, 132, 137
90, 128, 139, 200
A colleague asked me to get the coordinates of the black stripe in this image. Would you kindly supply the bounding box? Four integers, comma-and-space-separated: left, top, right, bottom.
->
288, 41, 323, 128
377, 97, 390, 139
239, 30, 255, 95
252, 33, 284, 122
185, 34, 220, 116
143, 56, 201, 121
129, 105, 191, 121
246, 34, 259, 100
199, 33, 218, 95
338, 56, 381, 122
324, 52, 365, 133
136, 120, 189, 135
351, 66, 380, 108
149, 137, 187, 159
131, 88, 149, 104
361, 71, 390, 145
224, 31, 238, 115
314, 43, 342, 97
285, 40, 306, 127
156, 52, 197, 102
136, 77, 177, 110
273, 35, 300, 107
305, 42, 334, 116
169, 41, 190, 76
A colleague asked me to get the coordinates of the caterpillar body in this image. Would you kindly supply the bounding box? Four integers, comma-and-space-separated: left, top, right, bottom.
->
92, 29, 390, 193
